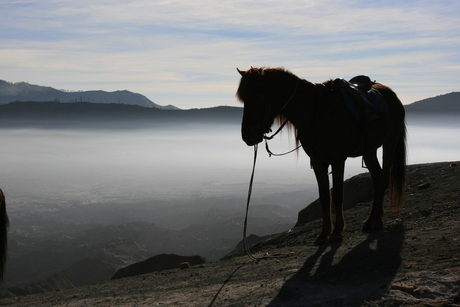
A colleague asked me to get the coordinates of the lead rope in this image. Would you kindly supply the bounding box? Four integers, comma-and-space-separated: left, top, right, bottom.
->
243, 144, 259, 260
243, 144, 294, 260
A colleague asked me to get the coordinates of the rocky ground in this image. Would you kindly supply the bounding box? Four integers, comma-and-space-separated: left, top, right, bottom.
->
1, 161, 459, 306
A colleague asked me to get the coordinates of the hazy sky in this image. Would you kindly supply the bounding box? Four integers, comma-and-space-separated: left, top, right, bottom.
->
1, 0, 459, 109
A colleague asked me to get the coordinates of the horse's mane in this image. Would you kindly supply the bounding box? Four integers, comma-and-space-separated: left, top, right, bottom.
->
236, 67, 297, 102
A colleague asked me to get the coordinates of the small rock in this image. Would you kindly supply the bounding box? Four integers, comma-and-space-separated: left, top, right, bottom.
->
180, 262, 190, 269
391, 283, 418, 294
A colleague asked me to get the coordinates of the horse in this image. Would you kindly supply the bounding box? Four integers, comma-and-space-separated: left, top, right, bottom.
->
236, 67, 406, 245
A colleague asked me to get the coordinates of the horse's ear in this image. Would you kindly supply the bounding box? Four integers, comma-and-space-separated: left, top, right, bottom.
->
237, 68, 246, 76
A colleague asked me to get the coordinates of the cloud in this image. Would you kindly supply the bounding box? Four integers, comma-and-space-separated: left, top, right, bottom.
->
1, 0, 459, 108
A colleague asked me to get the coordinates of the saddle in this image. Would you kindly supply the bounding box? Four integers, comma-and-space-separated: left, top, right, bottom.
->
335, 75, 389, 122
349, 75, 372, 91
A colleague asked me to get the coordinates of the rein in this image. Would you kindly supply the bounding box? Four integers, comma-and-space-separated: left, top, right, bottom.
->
263, 78, 302, 157
264, 135, 302, 157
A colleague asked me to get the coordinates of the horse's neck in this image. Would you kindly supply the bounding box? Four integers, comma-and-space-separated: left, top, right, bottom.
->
282, 80, 317, 129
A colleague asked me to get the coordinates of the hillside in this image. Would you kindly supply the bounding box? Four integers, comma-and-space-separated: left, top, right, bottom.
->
0, 101, 243, 128
3, 203, 297, 288
404, 92, 460, 113
1, 161, 459, 306
0, 80, 175, 109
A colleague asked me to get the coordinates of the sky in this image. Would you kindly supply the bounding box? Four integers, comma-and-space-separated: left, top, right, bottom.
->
1, 0, 459, 109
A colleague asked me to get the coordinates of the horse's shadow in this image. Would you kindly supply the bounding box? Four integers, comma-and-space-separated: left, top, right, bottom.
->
268, 227, 405, 306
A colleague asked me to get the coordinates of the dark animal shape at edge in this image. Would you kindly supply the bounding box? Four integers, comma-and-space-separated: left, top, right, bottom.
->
112, 254, 207, 280
0, 189, 8, 282
236, 67, 406, 245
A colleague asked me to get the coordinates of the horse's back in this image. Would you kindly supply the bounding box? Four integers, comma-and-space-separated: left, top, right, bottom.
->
372, 83, 405, 117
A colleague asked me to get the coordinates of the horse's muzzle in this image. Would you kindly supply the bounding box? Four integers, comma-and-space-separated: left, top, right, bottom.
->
241, 127, 264, 146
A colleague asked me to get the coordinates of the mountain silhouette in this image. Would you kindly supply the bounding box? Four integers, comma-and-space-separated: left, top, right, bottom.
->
404, 91, 460, 113
0, 80, 177, 109
0, 101, 243, 128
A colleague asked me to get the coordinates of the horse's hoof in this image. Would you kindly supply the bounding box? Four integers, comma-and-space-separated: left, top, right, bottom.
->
314, 236, 329, 246
362, 222, 372, 233
362, 219, 383, 233
329, 234, 343, 244
372, 220, 384, 232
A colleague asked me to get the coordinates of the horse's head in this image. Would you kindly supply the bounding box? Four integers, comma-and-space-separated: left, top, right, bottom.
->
236, 67, 281, 146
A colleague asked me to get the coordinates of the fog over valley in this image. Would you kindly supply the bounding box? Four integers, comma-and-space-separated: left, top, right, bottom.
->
2, 124, 314, 202
2, 114, 458, 203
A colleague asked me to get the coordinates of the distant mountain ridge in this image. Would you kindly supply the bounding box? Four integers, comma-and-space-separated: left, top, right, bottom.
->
0, 101, 243, 128
404, 91, 460, 113
0, 80, 177, 110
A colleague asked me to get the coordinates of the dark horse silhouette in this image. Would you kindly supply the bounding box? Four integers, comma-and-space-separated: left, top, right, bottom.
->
236, 67, 406, 245
0, 189, 8, 281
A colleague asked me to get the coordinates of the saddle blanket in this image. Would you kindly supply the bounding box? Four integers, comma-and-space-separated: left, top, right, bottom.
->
339, 77, 389, 122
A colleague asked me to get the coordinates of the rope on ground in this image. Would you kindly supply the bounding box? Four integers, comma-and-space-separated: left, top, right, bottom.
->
243, 144, 294, 260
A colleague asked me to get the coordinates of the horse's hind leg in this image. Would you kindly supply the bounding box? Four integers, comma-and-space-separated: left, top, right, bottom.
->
362, 151, 384, 232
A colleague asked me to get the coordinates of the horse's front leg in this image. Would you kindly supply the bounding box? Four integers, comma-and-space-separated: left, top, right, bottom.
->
312, 161, 332, 246
330, 160, 345, 242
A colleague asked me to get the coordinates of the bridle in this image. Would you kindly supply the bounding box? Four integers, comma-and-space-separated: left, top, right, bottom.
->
260, 77, 299, 134
262, 78, 303, 157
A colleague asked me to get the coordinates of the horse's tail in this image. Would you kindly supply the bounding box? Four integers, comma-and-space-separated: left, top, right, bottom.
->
389, 123, 407, 211
0, 189, 9, 281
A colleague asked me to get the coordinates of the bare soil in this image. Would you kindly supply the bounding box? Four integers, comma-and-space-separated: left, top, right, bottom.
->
1, 161, 459, 307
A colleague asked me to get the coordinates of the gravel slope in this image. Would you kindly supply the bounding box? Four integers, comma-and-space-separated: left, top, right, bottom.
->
1, 161, 459, 307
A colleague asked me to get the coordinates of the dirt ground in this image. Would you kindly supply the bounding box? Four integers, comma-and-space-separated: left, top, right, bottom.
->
1, 161, 459, 307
